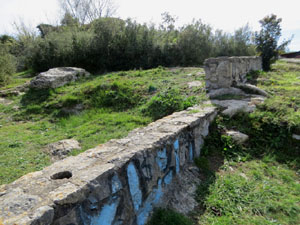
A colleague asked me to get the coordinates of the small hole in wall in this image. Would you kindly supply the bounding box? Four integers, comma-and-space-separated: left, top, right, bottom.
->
51, 171, 72, 180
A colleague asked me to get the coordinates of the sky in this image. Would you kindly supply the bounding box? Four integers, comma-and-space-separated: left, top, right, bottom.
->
0, 0, 299, 51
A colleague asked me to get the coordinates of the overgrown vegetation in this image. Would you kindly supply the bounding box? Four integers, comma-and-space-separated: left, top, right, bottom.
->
0, 38, 17, 86
0, 67, 206, 184
149, 61, 300, 224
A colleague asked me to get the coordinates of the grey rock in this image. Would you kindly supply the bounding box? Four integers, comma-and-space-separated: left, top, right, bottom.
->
187, 81, 202, 88
207, 87, 246, 99
225, 130, 249, 144
30, 67, 90, 89
236, 83, 269, 97
212, 99, 255, 117
47, 139, 81, 160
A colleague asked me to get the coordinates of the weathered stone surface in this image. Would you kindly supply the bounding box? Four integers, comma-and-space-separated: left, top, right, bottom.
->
225, 130, 249, 144
161, 165, 201, 215
212, 96, 265, 117
207, 87, 246, 99
0, 105, 217, 225
46, 139, 81, 160
30, 67, 90, 89
236, 83, 269, 97
204, 56, 262, 90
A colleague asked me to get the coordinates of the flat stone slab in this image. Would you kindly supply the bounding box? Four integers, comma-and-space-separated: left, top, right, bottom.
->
30, 67, 90, 89
212, 96, 265, 117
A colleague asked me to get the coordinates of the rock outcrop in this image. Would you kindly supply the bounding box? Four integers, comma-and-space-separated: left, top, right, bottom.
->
30, 67, 90, 89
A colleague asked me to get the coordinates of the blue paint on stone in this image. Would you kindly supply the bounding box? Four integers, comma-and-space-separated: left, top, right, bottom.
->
127, 162, 142, 212
156, 148, 168, 171
136, 179, 163, 225
163, 170, 173, 185
174, 139, 180, 174
90, 197, 119, 225
173, 139, 179, 150
189, 142, 193, 161
111, 174, 122, 194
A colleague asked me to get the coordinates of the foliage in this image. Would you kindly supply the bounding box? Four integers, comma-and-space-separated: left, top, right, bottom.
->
18, 14, 258, 73
255, 14, 291, 71
0, 67, 205, 184
147, 208, 193, 225
143, 89, 196, 120
0, 43, 17, 86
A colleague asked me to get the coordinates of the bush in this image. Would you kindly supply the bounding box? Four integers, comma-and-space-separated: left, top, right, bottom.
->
144, 89, 184, 120
0, 44, 17, 86
147, 208, 193, 225
88, 81, 140, 110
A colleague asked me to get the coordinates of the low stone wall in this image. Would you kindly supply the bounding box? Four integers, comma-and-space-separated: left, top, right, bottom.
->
204, 56, 262, 90
0, 105, 217, 225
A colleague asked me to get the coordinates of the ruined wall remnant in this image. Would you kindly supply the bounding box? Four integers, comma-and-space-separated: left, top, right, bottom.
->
204, 56, 262, 90
0, 105, 217, 225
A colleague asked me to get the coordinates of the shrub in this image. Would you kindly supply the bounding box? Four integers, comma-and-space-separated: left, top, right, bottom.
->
0, 44, 17, 86
147, 208, 193, 225
88, 81, 140, 110
144, 89, 184, 120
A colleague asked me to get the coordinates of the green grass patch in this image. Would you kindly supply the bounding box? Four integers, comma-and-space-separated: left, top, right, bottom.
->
0, 67, 206, 184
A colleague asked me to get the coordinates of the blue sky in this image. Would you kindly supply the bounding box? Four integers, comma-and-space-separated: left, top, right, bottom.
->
0, 0, 299, 51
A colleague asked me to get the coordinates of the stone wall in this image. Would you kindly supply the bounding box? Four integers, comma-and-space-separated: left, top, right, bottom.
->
204, 56, 262, 90
0, 105, 217, 225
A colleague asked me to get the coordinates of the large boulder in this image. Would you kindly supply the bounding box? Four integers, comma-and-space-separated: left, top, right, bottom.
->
30, 67, 90, 89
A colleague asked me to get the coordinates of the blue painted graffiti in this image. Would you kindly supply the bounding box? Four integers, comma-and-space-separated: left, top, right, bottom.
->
189, 142, 193, 161
173, 139, 179, 150
156, 148, 168, 171
174, 139, 180, 174
90, 197, 120, 225
111, 174, 122, 194
127, 162, 142, 212
163, 170, 173, 185
136, 179, 163, 225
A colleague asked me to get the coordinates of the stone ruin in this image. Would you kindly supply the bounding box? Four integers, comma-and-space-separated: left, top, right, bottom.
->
0, 105, 217, 225
0, 56, 265, 225
204, 56, 262, 90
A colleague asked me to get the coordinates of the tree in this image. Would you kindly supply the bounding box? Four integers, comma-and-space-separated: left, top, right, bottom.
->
58, 0, 117, 24
255, 14, 291, 71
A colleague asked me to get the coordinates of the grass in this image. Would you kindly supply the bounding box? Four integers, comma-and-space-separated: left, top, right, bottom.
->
149, 60, 300, 225
0, 67, 206, 184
